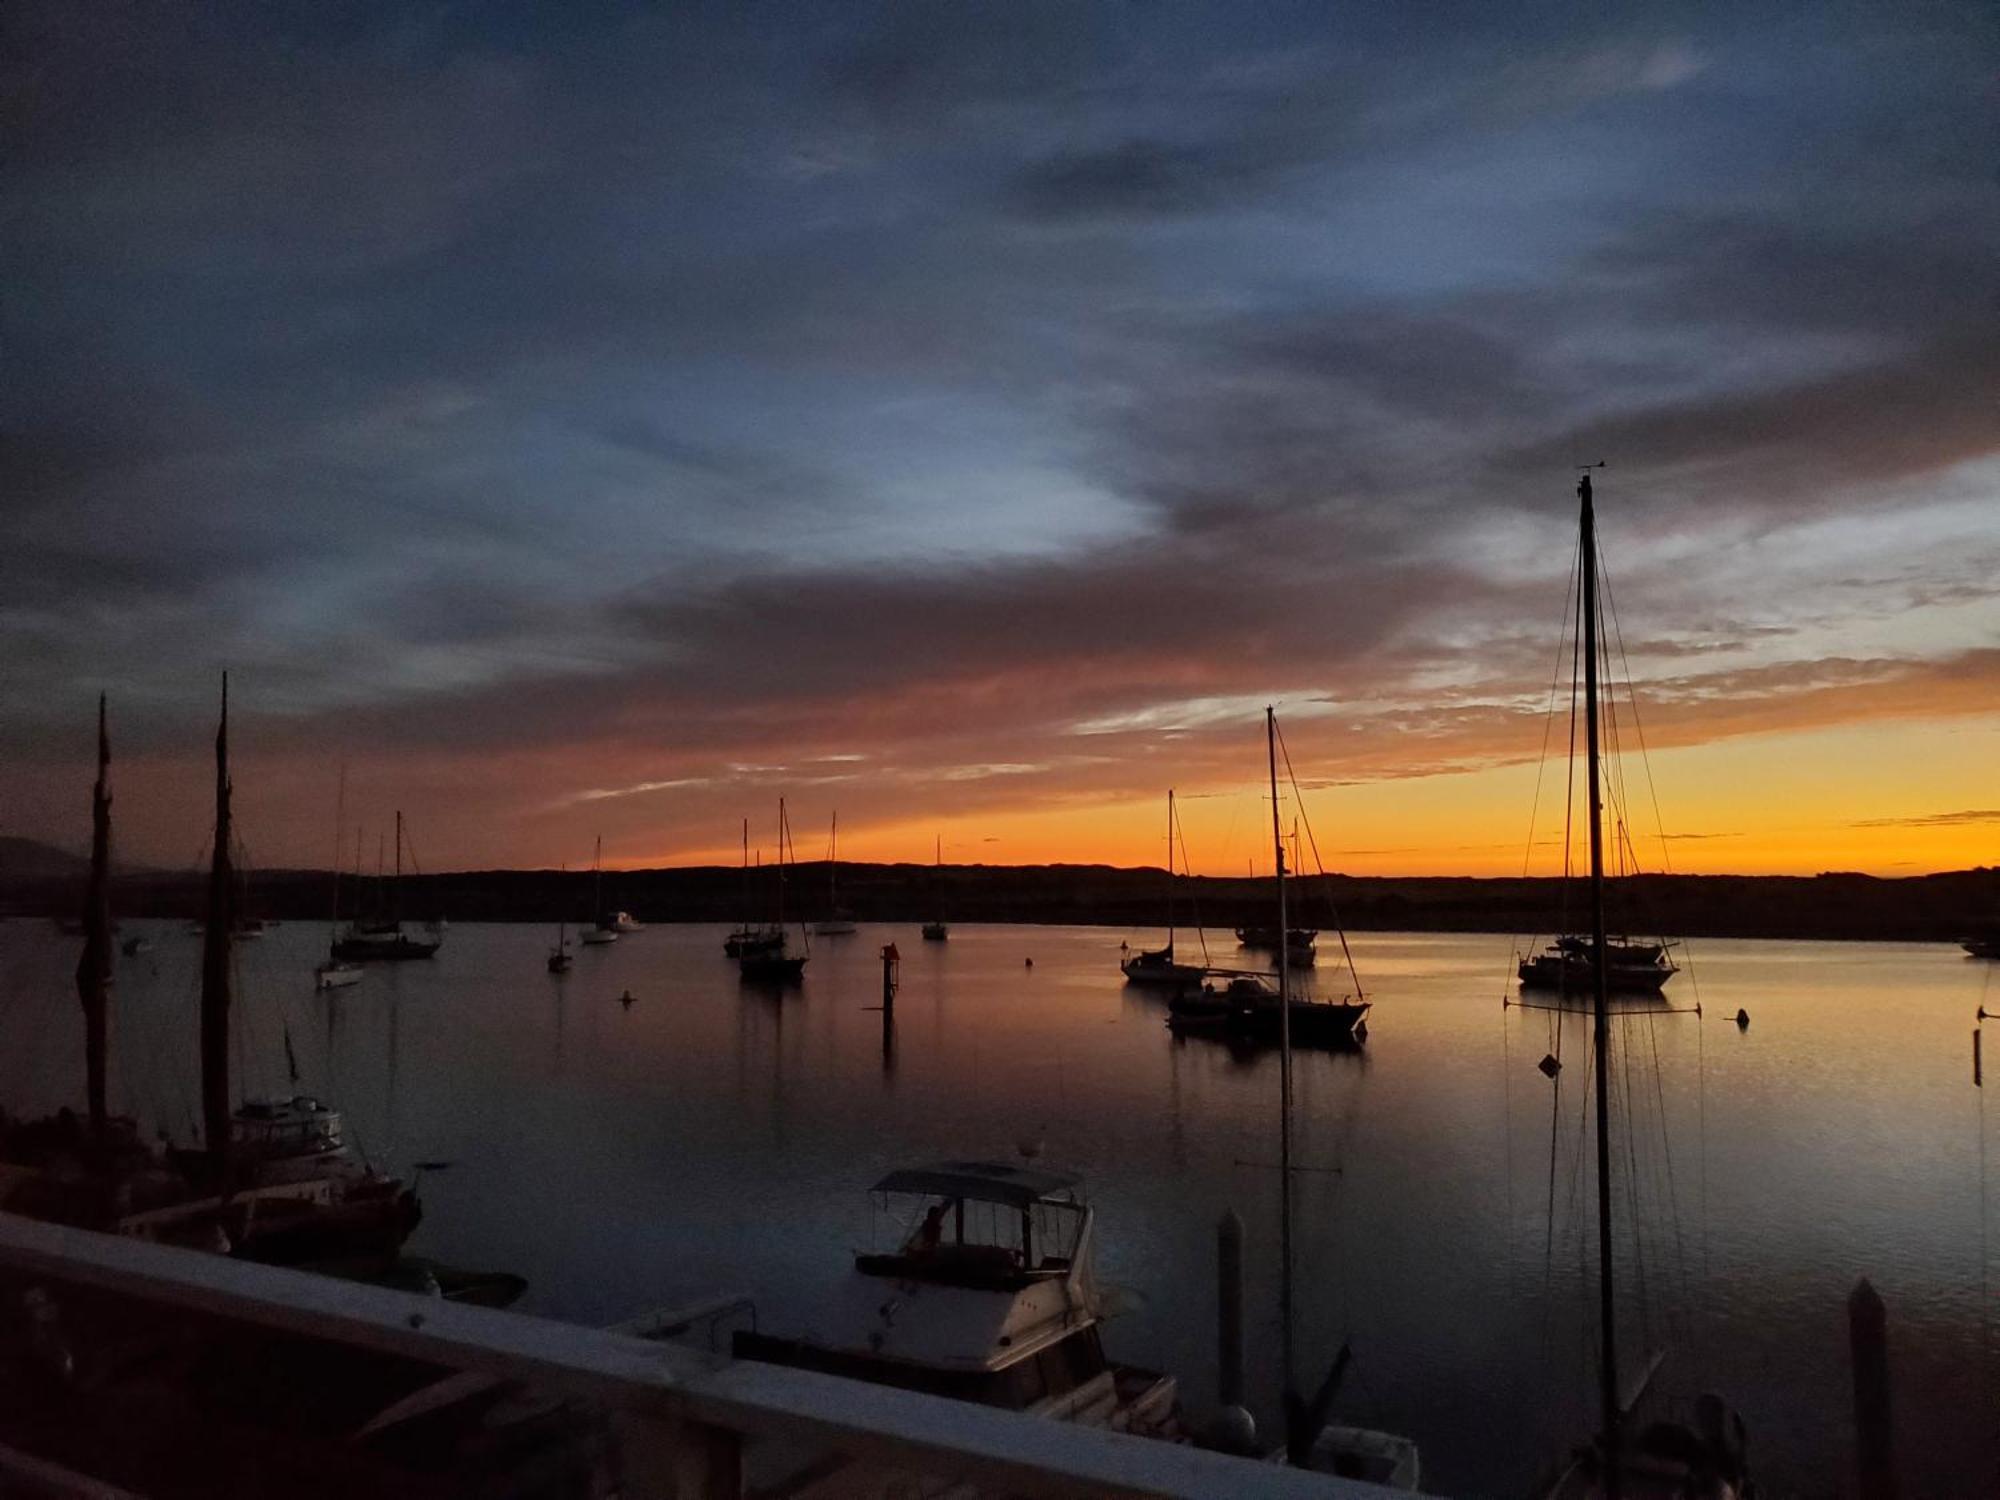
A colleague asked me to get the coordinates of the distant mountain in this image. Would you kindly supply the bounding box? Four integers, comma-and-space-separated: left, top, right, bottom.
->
0, 837, 88, 882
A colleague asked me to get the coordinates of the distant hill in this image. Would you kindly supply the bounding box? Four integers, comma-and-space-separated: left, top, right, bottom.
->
0, 837, 88, 882
3, 853, 1992, 944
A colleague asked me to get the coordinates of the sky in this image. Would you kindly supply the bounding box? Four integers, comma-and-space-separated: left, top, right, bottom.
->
3, 1, 1997, 879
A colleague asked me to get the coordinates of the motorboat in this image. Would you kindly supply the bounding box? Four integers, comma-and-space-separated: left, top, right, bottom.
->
733, 1161, 1180, 1435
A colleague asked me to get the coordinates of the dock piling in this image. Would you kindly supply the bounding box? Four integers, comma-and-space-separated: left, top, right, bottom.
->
1849, 1276, 1897, 1500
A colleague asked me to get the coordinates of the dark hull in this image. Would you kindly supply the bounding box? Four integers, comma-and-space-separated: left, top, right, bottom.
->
739, 953, 807, 984
330, 935, 441, 962
1964, 937, 2000, 959
1519, 954, 1673, 994
1121, 954, 1205, 988
725, 929, 782, 958
1235, 926, 1317, 949
1169, 996, 1369, 1048
228, 1189, 423, 1271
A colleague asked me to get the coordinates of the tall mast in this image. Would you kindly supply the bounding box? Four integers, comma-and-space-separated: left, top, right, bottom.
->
328, 763, 346, 958
76, 692, 113, 1137
200, 673, 235, 1171
776, 799, 788, 930
741, 817, 749, 927
1267, 707, 1297, 1440
829, 812, 838, 911
1581, 471, 1621, 1495
593, 834, 604, 922
1165, 789, 1177, 948
392, 810, 404, 926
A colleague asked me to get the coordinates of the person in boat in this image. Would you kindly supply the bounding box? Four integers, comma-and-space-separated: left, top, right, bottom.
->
910, 1201, 948, 1256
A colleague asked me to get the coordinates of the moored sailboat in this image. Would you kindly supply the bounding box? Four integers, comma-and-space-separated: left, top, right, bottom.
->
578, 836, 618, 945
1, 682, 420, 1269
331, 811, 442, 961
738, 798, 809, 983
548, 863, 574, 973
813, 810, 858, 935
921, 833, 949, 941
314, 770, 362, 990
1121, 789, 1209, 988
1535, 473, 1750, 1500
1170, 713, 1368, 1049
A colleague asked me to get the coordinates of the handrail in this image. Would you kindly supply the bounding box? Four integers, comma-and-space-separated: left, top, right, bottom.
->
0, 1212, 1407, 1499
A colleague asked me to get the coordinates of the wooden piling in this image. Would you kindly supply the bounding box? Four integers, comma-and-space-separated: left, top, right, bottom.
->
1849, 1276, 1897, 1500
1218, 1209, 1244, 1410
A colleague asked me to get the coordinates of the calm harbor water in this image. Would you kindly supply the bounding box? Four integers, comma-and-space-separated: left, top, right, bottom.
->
3, 918, 1995, 1496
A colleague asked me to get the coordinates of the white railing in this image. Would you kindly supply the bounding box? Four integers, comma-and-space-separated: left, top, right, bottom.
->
0, 1212, 1407, 1498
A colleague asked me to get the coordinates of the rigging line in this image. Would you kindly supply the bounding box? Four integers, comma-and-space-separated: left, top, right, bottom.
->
1983, 970, 1996, 1450
1617, 1005, 1655, 1363
1514, 530, 1585, 991
1503, 968, 1518, 1301
1599, 563, 1704, 1013
1272, 721, 1364, 1000
1644, 1003, 1698, 1356
1561, 541, 1583, 938
1173, 805, 1211, 967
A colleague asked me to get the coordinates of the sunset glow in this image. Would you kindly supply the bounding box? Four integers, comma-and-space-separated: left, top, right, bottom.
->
3, 5, 1995, 880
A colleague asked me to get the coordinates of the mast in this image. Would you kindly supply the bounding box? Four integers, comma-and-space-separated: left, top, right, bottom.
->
775, 799, 788, 931
392, 810, 404, 926
328, 763, 346, 959
740, 818, 749, 929
1268, 707, 1297, 1442
76, 693, 113, 1137
593, 834, 604, 924
1581, 471, 1621, 1495
1166, 789, 1177, 949
200, 673, 235, 1171
829, 812, 839, 913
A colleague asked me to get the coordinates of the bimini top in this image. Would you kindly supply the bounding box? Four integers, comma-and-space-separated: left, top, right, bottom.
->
871, 1161, 1080, 1209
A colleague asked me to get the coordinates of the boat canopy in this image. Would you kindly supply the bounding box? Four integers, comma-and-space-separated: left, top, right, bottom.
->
872, 1161, 1080, 1209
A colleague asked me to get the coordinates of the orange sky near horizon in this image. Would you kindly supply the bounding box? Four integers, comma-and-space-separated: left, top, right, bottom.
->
627, 712, 2000, 880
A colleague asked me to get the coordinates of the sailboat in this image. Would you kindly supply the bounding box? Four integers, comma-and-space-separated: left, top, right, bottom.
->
1, 684, 420, 1268
589, 837, 644, 934
1122, 790, 1208, 988
548, 864, 574, 974
315, 771, 362, 990
921, 834, 949, 941
579, 836, 618, 945
1169, 715, 1368, 1048
723, 819, 777, 956
739, 799, 808, 983
813, 810, 858, 935
1538, 473, 1750, 1500
331, 811, 442, 960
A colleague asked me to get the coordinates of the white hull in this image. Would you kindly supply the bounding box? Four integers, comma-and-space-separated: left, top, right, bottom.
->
315, 963, 363, 991
579, 929, 618, 945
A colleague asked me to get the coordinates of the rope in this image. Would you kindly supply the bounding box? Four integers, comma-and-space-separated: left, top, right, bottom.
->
1511, 530, 1584, 994
1271, 720, 1364, 1001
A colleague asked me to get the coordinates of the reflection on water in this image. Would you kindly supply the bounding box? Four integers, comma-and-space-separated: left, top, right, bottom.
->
2, 918, 1995, 1495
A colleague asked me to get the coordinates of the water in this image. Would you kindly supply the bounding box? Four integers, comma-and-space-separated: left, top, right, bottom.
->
4, 919, 1995, 1496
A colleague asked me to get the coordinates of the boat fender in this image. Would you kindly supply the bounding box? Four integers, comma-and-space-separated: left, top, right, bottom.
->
1734, 1008, 1749, 1030
1204, 1404, 1259, 1456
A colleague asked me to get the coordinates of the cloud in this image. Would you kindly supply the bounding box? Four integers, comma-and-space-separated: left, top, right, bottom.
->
1851, 809, 2000, 830
1, 2, 1995, 872
1006, 137, 1298, 222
